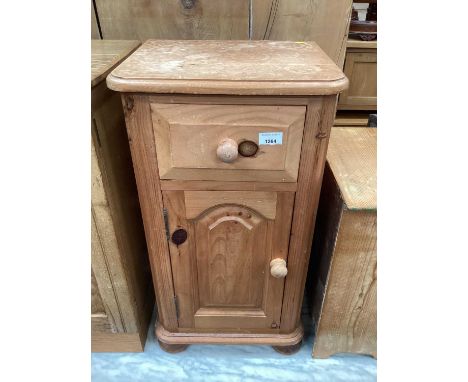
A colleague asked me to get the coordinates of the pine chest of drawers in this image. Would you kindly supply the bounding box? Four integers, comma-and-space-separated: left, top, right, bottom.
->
107, 40, 348, 354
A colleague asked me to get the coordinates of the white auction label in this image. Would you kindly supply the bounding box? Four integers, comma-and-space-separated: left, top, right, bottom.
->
259, 132, 283, 145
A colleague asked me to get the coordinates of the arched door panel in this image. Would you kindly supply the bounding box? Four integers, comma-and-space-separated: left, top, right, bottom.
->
162, 190, 294, 331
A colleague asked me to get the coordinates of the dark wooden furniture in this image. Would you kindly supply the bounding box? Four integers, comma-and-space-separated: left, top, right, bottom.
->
349, 1, 377, 41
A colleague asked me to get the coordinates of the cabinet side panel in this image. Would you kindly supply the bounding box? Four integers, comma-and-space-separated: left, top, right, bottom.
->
308, 163, 344, 332
280, 95, 337, 333
92, 83, 153, 334
91, 269, 106, 315
91, 141, 124, 333
313, 210, 377, 358
123, 94, 178, 330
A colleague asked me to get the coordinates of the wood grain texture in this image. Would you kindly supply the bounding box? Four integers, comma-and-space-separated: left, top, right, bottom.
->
311, 128, 377, 358
91, 269, 106, 315
91, 40, 140, 87
161, 191, 197, 329
150, 103, 305, 182
251, 0, 353, 68
280, 96, 338, 333
91, 147, 124, 333
91, 314, 116, 333
123, 94, 178, 331
270, 192, 296, 326
184, 191, 277, 220
107, 40, 348, 95
327, 128, 376, 210
92, 121, 139, 334
194, 203, 271, 329
92, 52, 156, 352
92, 332, 145, 352
92, 69, 153, 344
338, 49, 377, 110
95, 0, 249, 40
313, 210, 377, 358
160, 180, 297, 192
162, 190, 294, 331
149, 94, 312, 106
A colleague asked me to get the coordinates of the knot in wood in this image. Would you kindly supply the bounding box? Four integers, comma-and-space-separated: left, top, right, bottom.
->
316, 132, 328, 139
180, 0, 196, 9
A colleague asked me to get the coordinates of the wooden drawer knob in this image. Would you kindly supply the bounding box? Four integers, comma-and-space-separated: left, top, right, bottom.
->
270, 259, 288, 278
216, 138, 238, 163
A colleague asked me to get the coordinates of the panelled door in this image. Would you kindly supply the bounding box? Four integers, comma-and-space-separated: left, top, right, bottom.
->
338, 51, 377, 109
162, 190, 295, 331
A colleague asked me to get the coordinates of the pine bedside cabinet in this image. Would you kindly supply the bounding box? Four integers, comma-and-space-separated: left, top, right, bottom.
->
311, 127, 377, 358
107, 40, 348, 354
91, 40, 154, 352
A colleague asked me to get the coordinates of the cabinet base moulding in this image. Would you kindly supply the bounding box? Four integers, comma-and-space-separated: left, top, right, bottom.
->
155, 323, 303, 346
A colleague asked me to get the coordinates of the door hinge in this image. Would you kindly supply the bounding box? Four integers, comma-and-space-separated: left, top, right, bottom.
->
174, 295, 179, 319
163, 208, 170, 240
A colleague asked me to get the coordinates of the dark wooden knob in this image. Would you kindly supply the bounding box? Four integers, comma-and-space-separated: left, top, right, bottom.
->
238, 140, 258, 157
171, 229, 187, 245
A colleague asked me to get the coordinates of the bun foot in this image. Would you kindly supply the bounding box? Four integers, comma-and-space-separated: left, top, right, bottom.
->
272, 341, 302, 355
157, 340, 189, 353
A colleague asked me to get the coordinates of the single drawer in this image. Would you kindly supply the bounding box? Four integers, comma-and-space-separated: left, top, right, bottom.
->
151, 103, 306, 182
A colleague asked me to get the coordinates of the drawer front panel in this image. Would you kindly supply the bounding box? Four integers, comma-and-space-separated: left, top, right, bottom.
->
151, 103, 306, 182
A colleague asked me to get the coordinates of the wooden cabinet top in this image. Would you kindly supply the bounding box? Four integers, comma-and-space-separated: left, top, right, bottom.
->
327, 128, 376, 210
106, 40, 348, 96
91, 40, 140, 88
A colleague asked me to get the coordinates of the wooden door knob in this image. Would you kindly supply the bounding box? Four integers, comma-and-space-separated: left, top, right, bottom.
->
270, 259, 288, 278
216, 138, 238, 163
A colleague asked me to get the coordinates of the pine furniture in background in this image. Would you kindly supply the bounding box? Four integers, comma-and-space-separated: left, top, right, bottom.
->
338, 39, 377, 110
91, 40, 154, 352
92, 0, 353, 67
310, 127, 377, 358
